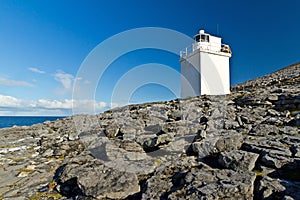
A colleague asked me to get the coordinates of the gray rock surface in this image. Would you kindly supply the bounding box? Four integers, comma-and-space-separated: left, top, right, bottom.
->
0, 62, 299, 199
218, 150, 259, 172
142, 157, 256, 200
56, 152, 140, 199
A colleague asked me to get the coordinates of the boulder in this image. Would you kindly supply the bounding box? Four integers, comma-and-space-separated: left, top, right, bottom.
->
192, 132, 243, 158
218, 150, 259, 172
142, 158, 256, 200
56, 153, 140, 199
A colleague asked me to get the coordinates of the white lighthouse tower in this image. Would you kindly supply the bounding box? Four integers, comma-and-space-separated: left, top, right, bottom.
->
180, 30, 232, 97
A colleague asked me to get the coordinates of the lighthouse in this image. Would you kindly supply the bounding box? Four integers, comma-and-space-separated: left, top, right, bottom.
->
180, 30, 232, 97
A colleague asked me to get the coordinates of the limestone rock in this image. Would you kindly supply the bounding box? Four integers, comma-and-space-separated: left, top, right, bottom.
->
56, 153, 140, 199
218, 150, 259, 172
192, 132, 243, 158
256, 176, 300, 200
0, 62, 299, 199
250, 124, 279, 136
142, 158, 256, 200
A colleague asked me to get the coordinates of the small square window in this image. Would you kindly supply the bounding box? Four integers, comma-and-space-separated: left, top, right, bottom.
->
200, 34, 209, 42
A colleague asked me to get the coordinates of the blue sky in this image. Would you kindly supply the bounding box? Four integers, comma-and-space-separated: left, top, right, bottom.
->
0, 0, 300, 116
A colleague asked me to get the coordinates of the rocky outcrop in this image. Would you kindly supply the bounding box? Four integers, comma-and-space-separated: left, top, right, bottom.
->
56, 152, 140, 199
0, 62, 299, 199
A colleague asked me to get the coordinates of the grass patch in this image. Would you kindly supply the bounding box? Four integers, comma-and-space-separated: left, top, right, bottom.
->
19, 168, 35, 173
47, 155, 65, 161
153, 159, 162, 167
11, 157, 26, 162
291, 110, 300, 116
0, 164, 6, 171
55, 155, 65, 160
27, 146, 35, 151
253, 169, 263, 176
0, 145, 16, 149
283, 143, 291, 148
29, 192, 62, 200
236, 92, 245, 98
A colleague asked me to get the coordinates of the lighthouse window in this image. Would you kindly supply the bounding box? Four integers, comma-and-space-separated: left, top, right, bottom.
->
195, 35, 200, 42
201, 34, 209, 42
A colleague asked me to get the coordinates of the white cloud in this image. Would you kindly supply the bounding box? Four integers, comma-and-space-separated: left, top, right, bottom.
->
73, 100, 107, 113
36, 99, 73, 109
0, 94, 111, 116
0, 94, 23, 107
28, 67, 45, 74
54, 71, 74, 90
0, 77, 33, 87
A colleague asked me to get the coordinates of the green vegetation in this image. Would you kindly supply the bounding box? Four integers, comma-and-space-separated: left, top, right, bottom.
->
0, 164, 6, 171
19, 168, 34, 173
48, 180, 57, 190
11, 157, 26, 162
253, 169, 263, 176
29, 192, 62, 200
0, 145, 16, 149
236, 92, 245, 98
291, 110, 300, 116
153, 158, 162, 167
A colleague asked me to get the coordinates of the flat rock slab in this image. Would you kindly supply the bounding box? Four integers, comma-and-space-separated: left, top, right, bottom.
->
57, 153, 140, 199
142, 158, 256, 200
218, 150, 259, 172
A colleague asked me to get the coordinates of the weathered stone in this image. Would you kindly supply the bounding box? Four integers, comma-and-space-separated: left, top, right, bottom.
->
87, 136, 156, 176
250, 124, 279, 136
261, 153, 292, 169
256, 176, 286, 199
0, 63, 299, 199
142, 159, 256, 200
214, 133, 244, 152
256, 176, 300, 200
287, 115, 300, 126
218, 150, 259, 172
144, 124, 162, 134
268, 95, 279, 101
104, 123, 120, 138
236, 115, 243, 126
243, 137, 292, 157
57, 153, 140, 199
68, 131, 78, 141
78, 129, 104, 147
42, 149, 54, 157
267, 109, 281, 116
192, 132, 243, 158
224, 119, 240, 129
279, 126, 299, 136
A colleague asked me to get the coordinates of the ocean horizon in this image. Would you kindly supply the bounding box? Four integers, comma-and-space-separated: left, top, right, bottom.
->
0, 116, 66, 129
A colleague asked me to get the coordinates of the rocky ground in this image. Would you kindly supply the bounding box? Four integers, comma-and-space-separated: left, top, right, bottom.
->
0, 62, 299, 200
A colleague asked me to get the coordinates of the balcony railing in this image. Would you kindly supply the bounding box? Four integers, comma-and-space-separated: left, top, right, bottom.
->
180, 42, 231, 58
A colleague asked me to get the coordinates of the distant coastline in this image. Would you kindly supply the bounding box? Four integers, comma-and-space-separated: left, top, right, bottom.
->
0, 116, 66, 129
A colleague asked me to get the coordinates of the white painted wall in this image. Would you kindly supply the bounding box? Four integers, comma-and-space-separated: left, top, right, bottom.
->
209, 36, 221, 52
181, 50, 231, 97
181, 51, 200, 97
200, 52, 230, 95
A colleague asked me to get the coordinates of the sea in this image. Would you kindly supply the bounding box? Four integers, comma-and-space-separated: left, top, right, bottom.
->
0, 116, 66, 129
